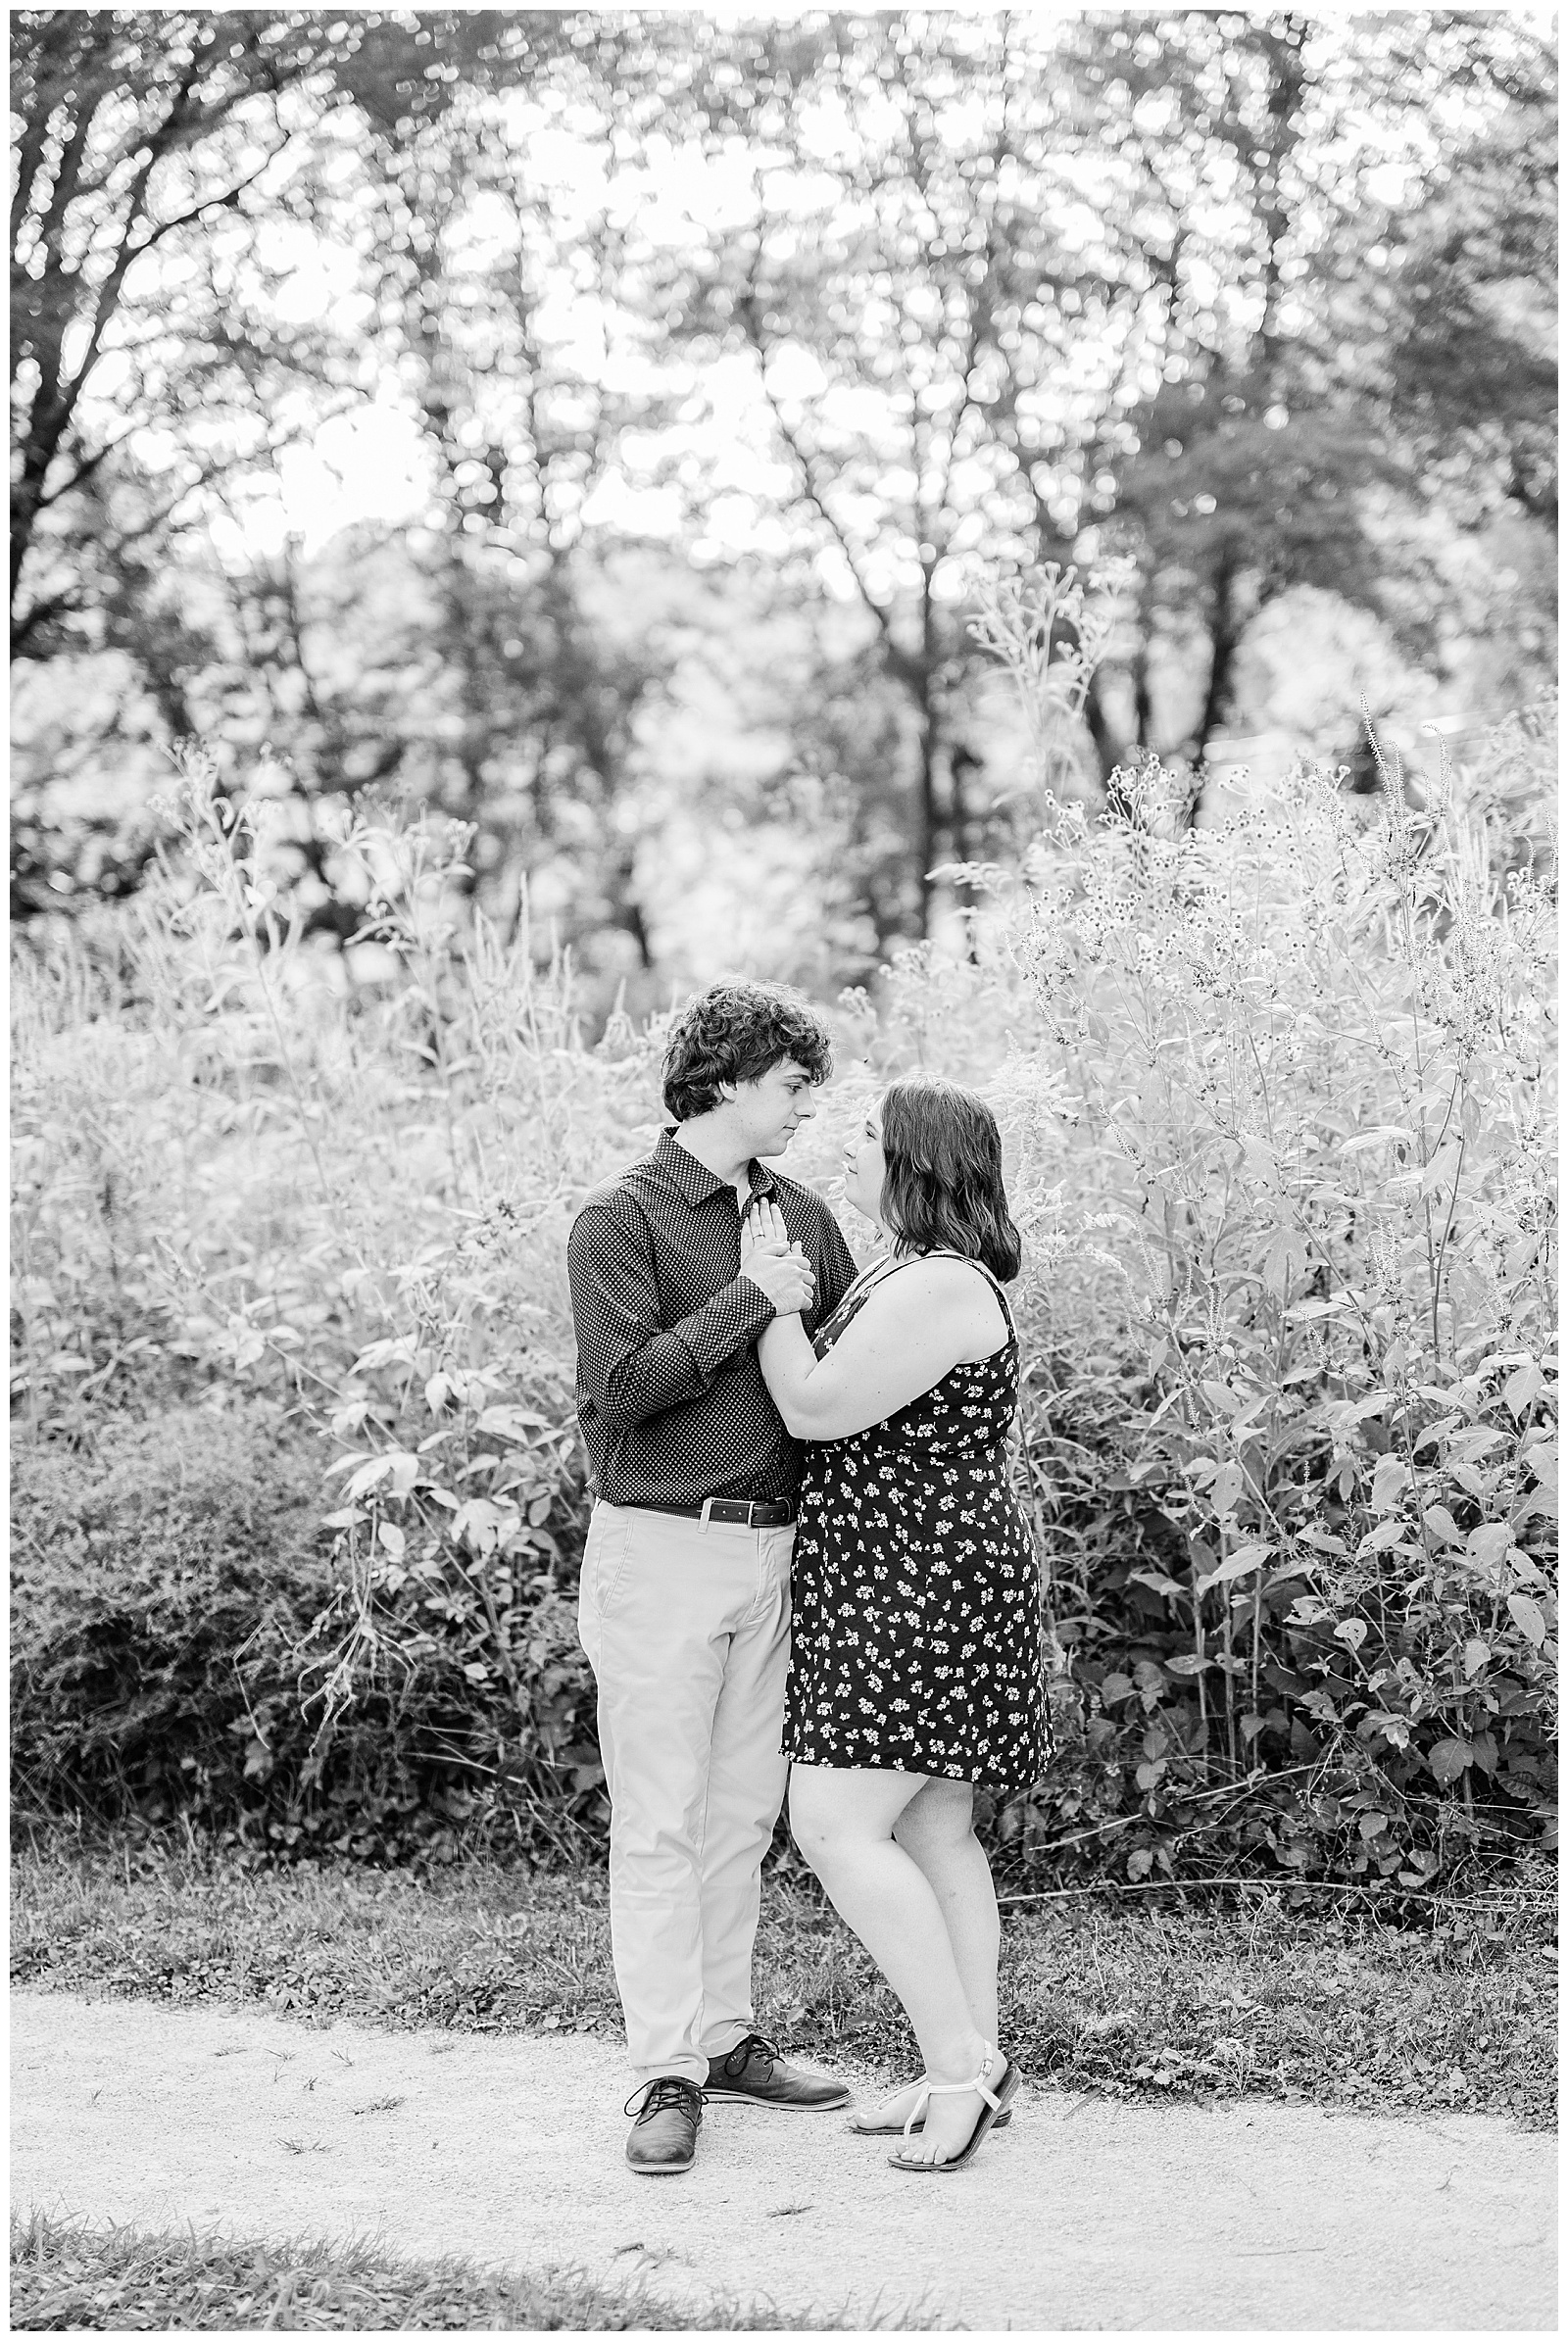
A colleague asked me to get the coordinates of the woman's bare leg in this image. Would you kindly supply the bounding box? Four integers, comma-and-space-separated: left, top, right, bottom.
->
789, 1765, 1006, 2167
850, 1776, 1001, 2131
897, 1776, 1000, 2038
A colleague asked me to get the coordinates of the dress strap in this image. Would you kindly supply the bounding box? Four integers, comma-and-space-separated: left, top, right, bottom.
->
815, 1250, 944, 1343
843, 1247, 1016, 1343
920, 1248, 1017, 1338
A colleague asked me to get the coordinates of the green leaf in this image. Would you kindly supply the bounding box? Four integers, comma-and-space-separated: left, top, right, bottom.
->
1195, 1541, 1272, 1594
1342, 1127, 1414, 1154
1427, 1736, 1472, 1786
1210, 1460, 1244, 1517
1369, 1454, 1410, 1514
1506, 1592, 1546, 1649
1262, 1227, 1308, 1299
476, 1405, 555, 1440
1466, 1522, 1513, 1570
1503, 1360, 1545, 1418
1422, 1503, 1465, 1546
1420, 1139, 1463, 1195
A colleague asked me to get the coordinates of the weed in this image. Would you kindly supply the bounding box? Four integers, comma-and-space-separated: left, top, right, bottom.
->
11, 1835, 1554, 2126
9, 2210, 918, 2331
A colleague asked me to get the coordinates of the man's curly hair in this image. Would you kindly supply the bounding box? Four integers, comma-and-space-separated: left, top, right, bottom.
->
662, 980, 835, 1122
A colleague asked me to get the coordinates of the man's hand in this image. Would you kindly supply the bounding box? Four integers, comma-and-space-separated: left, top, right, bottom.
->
740, 1198, 814, 1316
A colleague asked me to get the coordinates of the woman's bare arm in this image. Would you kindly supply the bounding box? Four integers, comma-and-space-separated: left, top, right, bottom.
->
758, 1253, 1004, 1441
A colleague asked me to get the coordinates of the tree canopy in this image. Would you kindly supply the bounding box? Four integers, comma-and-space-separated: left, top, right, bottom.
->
9, 8, 1557, 977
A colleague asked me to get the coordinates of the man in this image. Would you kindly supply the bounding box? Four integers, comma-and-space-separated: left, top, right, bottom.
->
567, 979, 860, 2174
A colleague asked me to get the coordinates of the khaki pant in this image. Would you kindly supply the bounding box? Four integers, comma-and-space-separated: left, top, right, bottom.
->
577, 1499, 794, 2087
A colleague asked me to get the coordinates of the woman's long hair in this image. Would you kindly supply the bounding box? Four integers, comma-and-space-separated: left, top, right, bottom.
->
878, 1075, 1022, 1282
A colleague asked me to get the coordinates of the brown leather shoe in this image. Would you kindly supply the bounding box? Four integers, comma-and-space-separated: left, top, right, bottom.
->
705, 2030, 851, 2111
624, 2076, 703, 2174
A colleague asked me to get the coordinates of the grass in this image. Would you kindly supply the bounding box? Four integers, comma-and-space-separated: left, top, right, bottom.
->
8, 2209, 915, 2331
11, 1831, 1557, 2128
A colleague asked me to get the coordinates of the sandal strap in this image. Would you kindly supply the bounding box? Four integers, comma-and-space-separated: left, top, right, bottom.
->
911, 2049, 1004, 2121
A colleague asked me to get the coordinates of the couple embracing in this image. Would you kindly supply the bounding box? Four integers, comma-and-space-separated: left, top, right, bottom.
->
567, 981, 1051, 2178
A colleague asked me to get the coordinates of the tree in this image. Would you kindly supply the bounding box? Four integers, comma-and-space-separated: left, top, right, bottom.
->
9, 11, 685, 959
1381, 35, 1556, 526
1055, 12, 1556, 785
659, 13, 1152, 933
9, 9, 570, 658
658, 13, 1550, 886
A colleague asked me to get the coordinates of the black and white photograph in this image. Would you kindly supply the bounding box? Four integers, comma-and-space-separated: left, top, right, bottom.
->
10, 6, 1557, 2332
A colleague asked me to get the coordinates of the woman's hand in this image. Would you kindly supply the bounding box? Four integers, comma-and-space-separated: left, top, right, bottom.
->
740, 1196, 814, 1316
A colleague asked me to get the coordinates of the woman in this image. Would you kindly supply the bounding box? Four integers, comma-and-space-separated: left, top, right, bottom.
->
744, 1073, 1050, 2174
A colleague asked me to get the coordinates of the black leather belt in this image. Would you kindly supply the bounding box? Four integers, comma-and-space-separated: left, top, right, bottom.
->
614, 1497, 796, 1528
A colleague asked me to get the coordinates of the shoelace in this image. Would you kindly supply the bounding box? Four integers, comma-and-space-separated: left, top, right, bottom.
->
624, 2075, 702, 2122
718, 2030, 779, 2080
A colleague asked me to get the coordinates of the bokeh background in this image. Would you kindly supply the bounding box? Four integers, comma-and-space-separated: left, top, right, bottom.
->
11, 7, 1557, 1007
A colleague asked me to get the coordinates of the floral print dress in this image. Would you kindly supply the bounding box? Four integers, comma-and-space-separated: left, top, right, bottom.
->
784, 1251, 1051, 1798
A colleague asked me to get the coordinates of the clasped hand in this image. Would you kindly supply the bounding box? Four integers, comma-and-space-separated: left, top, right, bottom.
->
739, 1197, 814, 1315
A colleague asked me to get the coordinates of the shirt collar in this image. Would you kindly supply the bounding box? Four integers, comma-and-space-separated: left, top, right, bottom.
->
657, 1128, 778, 1206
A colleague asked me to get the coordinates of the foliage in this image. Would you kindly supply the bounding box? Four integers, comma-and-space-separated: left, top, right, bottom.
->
9, 2209, 890, 2332
10, 766, 657, 1858
9, 1400, 435, 1857
1379, 38, 1556, 528
10, 11, 1557, 959
10, 10, 583, 657
927, 574, 1558, 1887
12, 1838, 1557, 2126
10, 620, 1557, 1885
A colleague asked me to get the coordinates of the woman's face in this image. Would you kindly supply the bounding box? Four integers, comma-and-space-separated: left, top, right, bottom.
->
841, 1098, 890, 1230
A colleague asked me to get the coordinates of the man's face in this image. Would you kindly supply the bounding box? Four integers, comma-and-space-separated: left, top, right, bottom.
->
732, 1058, 819, 1157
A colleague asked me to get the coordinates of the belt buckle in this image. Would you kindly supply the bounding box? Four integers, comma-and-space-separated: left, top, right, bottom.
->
701, 1496, 758, 1531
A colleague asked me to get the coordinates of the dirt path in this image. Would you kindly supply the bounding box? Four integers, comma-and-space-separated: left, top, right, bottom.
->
11, 1989, 1556, 2332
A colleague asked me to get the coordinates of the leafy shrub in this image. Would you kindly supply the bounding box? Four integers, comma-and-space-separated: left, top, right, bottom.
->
9, 626, 1557, 1886
12, 1406, 328, 1829
9, 1403, 600, 1862
11, 776, 636, 1859
938, 579, 1557, 1886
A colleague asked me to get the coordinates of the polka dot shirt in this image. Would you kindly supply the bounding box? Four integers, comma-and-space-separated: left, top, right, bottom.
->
567, 1129, 858, 1507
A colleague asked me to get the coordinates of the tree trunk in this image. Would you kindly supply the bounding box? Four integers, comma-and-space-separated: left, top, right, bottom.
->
1084, 670, 1119, 785
911, 562, 941, 938
1256, 17, 1308, 389
1132, 588, 1156, 750
948, 740, 985, 959
1188, 555, 1241, 824
914, 702, 939, 940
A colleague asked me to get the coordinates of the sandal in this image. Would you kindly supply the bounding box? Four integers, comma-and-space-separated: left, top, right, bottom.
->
849, 2075, 1011, 2134
887, 2047, 1020, 2173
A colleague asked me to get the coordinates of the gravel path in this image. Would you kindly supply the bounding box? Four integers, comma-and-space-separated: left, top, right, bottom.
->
12, 1989, 1556, 2331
